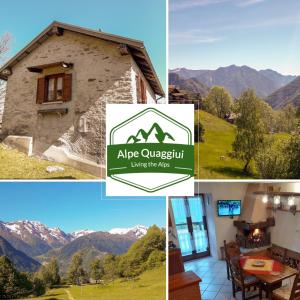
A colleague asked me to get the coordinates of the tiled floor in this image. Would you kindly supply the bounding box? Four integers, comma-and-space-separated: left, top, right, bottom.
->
184, 256, 261, 300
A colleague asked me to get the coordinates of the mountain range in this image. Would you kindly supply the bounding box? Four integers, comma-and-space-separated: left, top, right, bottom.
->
170, 65, 297, 100
0, 236, 41, 272
266, 76, 300, 109
0, 220, 148, 273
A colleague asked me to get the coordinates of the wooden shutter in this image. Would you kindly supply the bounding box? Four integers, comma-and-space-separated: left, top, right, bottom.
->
36, 77, 46, 104
63, 73, 72, 101
141, 79, 146, 103
136, 75, 141, 103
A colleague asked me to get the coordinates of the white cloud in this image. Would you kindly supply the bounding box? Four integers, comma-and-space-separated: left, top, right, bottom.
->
170, 0, 266, 11
170, 0, 230, 11
237, 0, 265, 7
170, 31, 224, 45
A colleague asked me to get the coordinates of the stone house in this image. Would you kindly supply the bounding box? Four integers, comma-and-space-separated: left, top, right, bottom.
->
0, 21, 164, 177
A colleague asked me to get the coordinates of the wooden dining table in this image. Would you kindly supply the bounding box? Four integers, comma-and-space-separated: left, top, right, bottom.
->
240, 255, 298, 300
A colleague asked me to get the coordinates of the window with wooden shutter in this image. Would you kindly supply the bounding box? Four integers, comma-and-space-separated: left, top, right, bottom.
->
36, 73, 72, 104
36, 77, 46, 104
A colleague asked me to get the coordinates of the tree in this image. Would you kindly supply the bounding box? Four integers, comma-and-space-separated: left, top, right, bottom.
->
68, 252, 86, 285
258, 100, 275, 133
231, 90, 266, 172
0, 256, 35, 299
203, 86, 233, 119
47, 257, 60, 286
276, 105, 297, 133
194, 121, 205, 143
296, 102, 300, 119
145, 250, 165, 270
285, 129, 300, 178
118, 226, 166, 278
31, 277, 46, 297
90, 259, 104, 284
37, 257, 60, 288
255, 138, 289, 179
103, 254, 119, 281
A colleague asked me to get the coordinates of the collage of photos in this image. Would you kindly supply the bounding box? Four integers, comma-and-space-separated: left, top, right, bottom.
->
1, 0, 300, 300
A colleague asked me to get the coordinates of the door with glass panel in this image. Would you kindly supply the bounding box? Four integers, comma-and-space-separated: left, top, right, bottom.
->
171, 195, 209, 261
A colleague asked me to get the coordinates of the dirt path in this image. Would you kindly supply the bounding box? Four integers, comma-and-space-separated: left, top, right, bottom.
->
64, 289, 76, 300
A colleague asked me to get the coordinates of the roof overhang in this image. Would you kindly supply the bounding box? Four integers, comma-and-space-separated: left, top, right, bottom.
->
0, 21, 165, 97
27, 61, 73, 73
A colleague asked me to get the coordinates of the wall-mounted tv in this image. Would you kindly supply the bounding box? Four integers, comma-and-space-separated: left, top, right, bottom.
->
217, 200, 241, 217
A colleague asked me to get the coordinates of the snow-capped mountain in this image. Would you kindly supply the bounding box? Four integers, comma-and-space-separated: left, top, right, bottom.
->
0, 220, 73, 246
71, 229, 96, 239
0, 220, 148, 258
109, 225, 148, 239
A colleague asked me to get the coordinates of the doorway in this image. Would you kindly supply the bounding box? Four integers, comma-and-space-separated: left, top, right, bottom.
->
170, 195, 210, 261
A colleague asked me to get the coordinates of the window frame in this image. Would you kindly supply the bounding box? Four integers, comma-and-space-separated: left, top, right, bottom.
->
45, 73, 65, 103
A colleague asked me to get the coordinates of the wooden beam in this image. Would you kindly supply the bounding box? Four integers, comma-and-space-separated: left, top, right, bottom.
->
49, 26, 64, 36
119, 44, 130, 55
131, 49, 145, 59
1, 67, 12, 77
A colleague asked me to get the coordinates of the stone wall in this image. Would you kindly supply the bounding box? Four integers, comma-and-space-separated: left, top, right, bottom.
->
2, 30, 156, 165
0, 81, 5, 124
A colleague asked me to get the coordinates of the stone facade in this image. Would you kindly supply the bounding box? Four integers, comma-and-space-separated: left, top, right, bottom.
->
0, 81, 5, 124
2, 30, 156, 167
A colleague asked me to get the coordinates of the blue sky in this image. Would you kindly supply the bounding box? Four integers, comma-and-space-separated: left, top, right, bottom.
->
0, 182, 165, 233
170, 0, 300, 75
0, 0, 166, 89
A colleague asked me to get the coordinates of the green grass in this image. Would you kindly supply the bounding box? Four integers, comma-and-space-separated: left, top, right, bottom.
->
194, 110, 289, 179
23, 266, 166, 300
0, 143, 96, 179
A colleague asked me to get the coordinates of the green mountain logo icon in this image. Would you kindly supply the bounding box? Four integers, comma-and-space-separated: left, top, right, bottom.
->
126, 122, 175, 144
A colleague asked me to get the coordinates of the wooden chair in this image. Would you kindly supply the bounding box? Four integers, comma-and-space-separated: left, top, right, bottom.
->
229, 257, 262, 300
285, 249, 300, 270
224, 240, 241, 280
270, 244, 287, 264
272, 265, 300, 300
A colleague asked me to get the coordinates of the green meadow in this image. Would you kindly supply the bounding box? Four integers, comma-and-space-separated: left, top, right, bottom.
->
0, 143, 95, 179
22, 266, 165, 300
194, 110, 289, 179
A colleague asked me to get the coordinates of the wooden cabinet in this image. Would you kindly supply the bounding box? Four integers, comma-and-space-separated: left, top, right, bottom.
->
169, 248, 184, 276
169, 271, 202, 300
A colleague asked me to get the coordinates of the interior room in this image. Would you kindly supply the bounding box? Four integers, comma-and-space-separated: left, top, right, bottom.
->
169, 182, 300, 300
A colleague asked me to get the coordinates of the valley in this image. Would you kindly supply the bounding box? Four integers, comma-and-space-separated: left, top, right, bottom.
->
194, 110, 290, 179
21, 266, 166, 300
0, 220, 148, 274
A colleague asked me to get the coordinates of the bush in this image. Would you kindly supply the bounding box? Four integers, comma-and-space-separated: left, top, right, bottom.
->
145, 250, 165, 270
255, 139, 289, 179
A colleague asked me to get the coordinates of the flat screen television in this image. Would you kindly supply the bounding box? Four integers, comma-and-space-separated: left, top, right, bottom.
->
217, 200, 241, 217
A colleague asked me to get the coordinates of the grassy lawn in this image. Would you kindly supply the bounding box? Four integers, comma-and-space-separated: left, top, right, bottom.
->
24, 266, 165, 300
0, 143, 96, 179
195, 110, 289, 179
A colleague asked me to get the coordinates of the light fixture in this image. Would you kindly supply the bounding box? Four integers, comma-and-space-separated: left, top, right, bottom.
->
288, 196, 295, 206
61, 62, 73, 68
262, 195, 268, 204
274, 195, 280, 205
